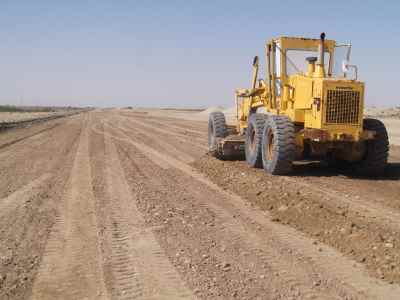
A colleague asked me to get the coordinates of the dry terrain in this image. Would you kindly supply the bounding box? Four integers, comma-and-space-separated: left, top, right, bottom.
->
1, 108, 400, 299
0, 112, 58, 123
0, 107, 85, 128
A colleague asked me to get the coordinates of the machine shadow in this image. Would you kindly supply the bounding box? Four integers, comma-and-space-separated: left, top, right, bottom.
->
217, 153, 400, 180
291, 161, 400, 180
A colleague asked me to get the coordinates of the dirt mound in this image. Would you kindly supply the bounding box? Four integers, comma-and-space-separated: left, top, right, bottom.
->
221, 106, 237, 124
192, 153, 400, 285
222, 106, 236, 116
365, 106, 400, 118
199, 106, 225, 115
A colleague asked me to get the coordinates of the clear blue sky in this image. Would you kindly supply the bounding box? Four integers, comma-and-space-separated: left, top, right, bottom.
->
0, 0, 399, 108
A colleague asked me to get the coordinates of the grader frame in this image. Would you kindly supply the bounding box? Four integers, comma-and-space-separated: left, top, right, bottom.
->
208, 33, 389, 175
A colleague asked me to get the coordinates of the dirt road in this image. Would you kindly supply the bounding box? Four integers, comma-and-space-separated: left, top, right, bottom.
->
1, 109, 400, 299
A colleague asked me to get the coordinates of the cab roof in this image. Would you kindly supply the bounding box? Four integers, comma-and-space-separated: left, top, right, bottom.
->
270, 36, 336, 52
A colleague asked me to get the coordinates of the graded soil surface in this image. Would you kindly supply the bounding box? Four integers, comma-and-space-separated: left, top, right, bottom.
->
1, 109, 400, 299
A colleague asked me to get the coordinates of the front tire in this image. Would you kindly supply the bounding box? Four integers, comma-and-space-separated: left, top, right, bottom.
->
245, 113, 267, 168
208, 112, 227, 158
355, 118, 389, 176
261, 115, 296, 175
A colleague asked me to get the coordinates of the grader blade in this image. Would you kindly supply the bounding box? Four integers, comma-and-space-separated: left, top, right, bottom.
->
215, 135, 245, 159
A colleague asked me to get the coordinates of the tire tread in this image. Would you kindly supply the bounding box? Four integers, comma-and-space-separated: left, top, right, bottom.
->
208, 112, 227, 158
355, 118, 389, 176
262, 115, 296, 175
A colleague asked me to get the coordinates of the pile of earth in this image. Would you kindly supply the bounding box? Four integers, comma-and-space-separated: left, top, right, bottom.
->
365, 106, 400, 119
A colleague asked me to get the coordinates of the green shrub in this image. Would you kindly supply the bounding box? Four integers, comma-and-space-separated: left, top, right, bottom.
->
0, 105, 23, 112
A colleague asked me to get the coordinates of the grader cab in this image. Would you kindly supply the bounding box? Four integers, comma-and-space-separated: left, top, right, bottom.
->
208, 33, 389, 175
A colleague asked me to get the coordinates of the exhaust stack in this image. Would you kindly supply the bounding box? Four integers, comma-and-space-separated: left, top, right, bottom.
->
315, 32, 326, 77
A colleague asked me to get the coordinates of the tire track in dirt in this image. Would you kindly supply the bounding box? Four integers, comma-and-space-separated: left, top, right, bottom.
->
116, 144, 327, 299
107, 119, 197, 164
119, 117, 207, 145
140, 113, 400, 237
31, 118, 108, 300
110, 111, 400, 285
291, 168, 400, 211
141, 118, 206, 137
119, 115, 208, 151
109, 128, 339, 299
107, 125, 347, 299
119, 112, 208, 132
117, 112, 206, 137
91, 122, 171, 170
120, 114, 400, 231
118, 146, 341, 299
0, 174, 52, 219
0, 116, 84, 299
112, 112, 400, 244
281, 176, 400, 233
0, 115, 83, 161
142, 112, 400, 212
101, 126, 195, 299
187, 193, 340, 299
0, 128, 58, 161
0, 122, 61, 151
0, 117, 83, 194
105, 122, 400, 299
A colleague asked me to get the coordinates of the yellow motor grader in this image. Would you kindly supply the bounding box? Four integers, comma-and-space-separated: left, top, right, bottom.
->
208, 33, 389, 175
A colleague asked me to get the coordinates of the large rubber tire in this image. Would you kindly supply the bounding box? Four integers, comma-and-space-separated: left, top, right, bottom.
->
355, 118, 389, 176
245, 113, 267, 168
208, 112, 227, 157
261, 115, 296, 175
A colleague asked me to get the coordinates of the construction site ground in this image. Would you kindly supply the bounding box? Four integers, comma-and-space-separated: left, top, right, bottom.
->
1, 108, 400, 299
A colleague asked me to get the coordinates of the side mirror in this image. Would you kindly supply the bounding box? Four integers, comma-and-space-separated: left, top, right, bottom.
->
253, 56, 259, 67
341, 59, 358, 80
341, 59, 349, 73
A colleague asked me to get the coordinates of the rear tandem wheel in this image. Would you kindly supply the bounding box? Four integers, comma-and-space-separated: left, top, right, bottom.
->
261, 115, 296, 175
355, 118, 389, 176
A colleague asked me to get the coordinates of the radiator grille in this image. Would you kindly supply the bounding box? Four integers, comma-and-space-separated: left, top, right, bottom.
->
325, 90, 360, 124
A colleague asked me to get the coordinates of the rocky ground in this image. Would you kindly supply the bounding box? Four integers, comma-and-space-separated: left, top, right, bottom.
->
0, 109, 399, 299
